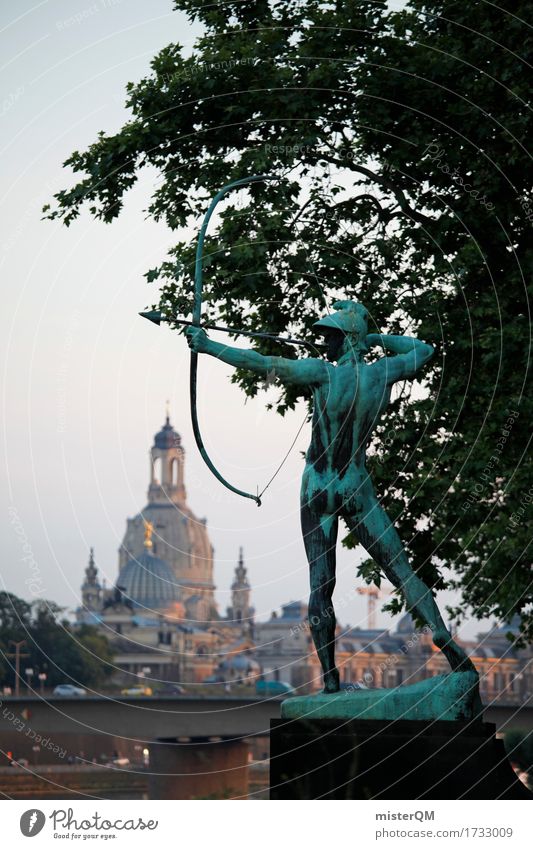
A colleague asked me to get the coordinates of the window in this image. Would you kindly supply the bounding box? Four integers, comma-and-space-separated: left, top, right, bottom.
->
152, 457, 162, 484
171, 457, 179, 486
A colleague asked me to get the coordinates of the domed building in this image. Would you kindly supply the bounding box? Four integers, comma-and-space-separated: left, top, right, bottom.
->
75, 416, 259, 686
115, 520, 183, 617
118, 414, 217, 624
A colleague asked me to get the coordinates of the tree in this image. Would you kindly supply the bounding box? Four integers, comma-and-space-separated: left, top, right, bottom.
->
0, 592, 32, 684
75, 625, 115, 687
0, 594, 113, 689
45, 1, 532, 642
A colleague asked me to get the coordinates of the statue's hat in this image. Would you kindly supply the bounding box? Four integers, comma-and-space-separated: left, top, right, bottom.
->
313, 301, 368, 335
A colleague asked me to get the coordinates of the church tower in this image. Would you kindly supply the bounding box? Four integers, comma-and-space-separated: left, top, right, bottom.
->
227, 548, 254, 632
78, 548, 102, 620
148, 408, 186, 506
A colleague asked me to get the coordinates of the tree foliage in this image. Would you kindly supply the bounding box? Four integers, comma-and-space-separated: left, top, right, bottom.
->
45, 1, 532, 642
0, 592, 113, 688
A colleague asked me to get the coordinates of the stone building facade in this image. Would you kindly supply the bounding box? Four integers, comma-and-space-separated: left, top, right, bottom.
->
254, 603, 533, 704
76, 416, 255, 686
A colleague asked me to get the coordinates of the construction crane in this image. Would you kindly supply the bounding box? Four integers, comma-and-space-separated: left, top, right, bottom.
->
356, 584, 394, 630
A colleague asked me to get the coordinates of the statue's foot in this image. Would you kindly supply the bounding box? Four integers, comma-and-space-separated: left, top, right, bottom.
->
322, 669, 340, 694
434, 630, 477, 674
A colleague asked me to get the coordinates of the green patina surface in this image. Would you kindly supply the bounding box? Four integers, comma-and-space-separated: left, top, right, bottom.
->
280, 671, 483, 722
187, 298, 481, 712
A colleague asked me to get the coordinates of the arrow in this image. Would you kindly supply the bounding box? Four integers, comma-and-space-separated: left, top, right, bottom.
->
139, 310, 322, 353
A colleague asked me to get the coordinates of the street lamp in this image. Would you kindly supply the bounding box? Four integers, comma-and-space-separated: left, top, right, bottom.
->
25, 668, 34, 693
38, 672, 47, 696
6, 640, 29, 696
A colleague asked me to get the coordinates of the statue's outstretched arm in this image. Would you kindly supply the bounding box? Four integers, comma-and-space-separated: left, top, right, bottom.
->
367, 333, 434, 383
186, 326, 326, 385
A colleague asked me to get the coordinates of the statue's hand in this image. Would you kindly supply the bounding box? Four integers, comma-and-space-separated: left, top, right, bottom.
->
185, 326, 209, 353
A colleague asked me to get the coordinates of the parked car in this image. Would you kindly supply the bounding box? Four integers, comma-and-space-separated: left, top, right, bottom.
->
157, 684, 187, 695
53, 684, 87, 697
111, 756, 130, 767
10, 758, 30, 767
255, 680, 295, 696
120, 685, 153, 697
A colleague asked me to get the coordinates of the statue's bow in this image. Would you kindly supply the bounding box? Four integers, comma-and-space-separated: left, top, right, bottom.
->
190, 175, 275, 507
140, 175, 318, 504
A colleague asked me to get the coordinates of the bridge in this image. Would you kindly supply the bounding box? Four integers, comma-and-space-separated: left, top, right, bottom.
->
2, 694, 531, 740
1, 695, 530, 798
0, 694, 280, 742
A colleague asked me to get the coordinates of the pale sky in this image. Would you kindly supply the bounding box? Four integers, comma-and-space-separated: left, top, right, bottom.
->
1, 0, 487, 639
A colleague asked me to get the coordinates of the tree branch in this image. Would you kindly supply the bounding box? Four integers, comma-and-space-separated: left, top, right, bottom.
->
315, 140, 435, 227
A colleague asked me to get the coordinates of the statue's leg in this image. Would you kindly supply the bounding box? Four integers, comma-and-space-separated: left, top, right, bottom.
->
301, 498, 340, 693
345, 491, 476, 674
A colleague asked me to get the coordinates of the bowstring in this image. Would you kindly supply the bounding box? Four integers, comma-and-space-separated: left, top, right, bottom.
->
257, 409, 310, 500
254, 166, 330, 498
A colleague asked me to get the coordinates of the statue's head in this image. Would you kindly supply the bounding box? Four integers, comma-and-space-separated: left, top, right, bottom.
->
313, 301, 369, 361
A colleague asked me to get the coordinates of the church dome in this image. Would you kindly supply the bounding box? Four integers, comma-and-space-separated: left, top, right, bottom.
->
116, 550, 179, 612
154, 416, 181, 450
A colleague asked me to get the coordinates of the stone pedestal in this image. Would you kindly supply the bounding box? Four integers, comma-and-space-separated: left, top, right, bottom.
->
149, 736, 249, 799
270, 718, 531, 800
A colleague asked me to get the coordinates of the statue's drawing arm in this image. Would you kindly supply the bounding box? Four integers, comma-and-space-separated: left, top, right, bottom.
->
366, 333, 434, 383
186, 327, 327, 385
